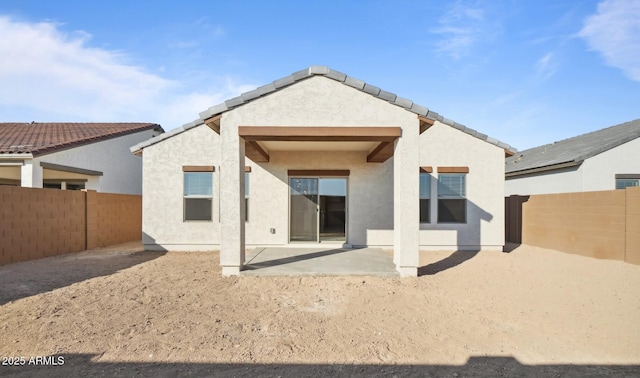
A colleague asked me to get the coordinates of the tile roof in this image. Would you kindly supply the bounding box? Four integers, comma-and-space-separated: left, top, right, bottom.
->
131, 66, 516, 154
0, 122, 163, 157
505, 119, 640, 176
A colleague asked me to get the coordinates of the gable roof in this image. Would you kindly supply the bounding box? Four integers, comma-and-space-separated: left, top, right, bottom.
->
131, 66, 515, 154
0, 122, 163, 157
505, 119, 640, 176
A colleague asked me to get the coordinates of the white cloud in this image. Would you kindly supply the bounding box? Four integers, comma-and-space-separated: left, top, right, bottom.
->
579, 0, 640, 81
431, 1, 488, 59
0, 16, 252, 130
536, 52, 558, 79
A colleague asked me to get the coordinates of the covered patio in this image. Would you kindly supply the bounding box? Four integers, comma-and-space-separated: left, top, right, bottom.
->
241, 247, 398, 276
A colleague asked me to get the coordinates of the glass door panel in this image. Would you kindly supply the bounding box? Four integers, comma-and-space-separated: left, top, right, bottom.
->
319, 178, 346, 242
289, 178, 318, 242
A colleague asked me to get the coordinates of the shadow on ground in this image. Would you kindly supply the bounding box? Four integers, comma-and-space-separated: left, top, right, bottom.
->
503, 242, 522, 253
3, 354, 639, 377
0, 249, 164, 305
243, 248, 351, 270
418, 250, 480, 276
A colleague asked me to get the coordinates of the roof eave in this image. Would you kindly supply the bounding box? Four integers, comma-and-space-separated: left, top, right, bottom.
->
0, 152, 34, 159
506, 160, 582, 178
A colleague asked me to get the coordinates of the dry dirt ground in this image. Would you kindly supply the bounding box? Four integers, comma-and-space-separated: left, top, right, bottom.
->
0, 243, 639, 377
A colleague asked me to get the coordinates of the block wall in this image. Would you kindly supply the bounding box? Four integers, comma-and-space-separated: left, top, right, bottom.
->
0, 186, 141, 266
519, 186, 639, 264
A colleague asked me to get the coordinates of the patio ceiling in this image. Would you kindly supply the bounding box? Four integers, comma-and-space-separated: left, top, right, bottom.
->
237, 126, 402, 163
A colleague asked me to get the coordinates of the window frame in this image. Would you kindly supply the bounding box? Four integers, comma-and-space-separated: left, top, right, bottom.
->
419, 172, 431, 223
437, 173, 467, 224
244, 172, 249, 222
183, 169, 214, 222
615, 174, 640, 190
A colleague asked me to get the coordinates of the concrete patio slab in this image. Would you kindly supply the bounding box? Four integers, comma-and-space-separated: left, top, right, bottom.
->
241, 247, 398, 276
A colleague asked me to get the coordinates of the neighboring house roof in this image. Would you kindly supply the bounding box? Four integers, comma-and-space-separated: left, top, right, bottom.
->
505, 119, 640, 177
0, 122, 164, 157
131, 66, 516, 154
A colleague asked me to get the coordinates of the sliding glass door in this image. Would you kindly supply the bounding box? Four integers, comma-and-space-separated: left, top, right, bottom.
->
289, 178, 319, 242
289, 177, 347, 243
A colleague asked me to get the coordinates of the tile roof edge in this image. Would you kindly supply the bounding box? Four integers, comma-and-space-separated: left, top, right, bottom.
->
0, 123, 162, 157
137, 66, 515, 153
130, 120, 203, 153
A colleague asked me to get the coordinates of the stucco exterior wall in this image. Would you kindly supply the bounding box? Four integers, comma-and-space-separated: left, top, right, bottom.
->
419, 122, 505, 250
245, 151, 394, 247
30, 129, 159, 194
224, 76, 415, 249
224, 76, 416, 127
142, 125, 221, 250
141, 76, 503, 258
581, 137, 640, 191
505, 137, 640, 195
504, 166, 584, 195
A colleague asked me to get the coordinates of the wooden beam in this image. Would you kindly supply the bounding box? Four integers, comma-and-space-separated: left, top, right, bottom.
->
504, 149, 515, 157
437, 166, 469, 173
204, 114, 222, 134
238, 126, 402, 142
420, 166, 433, 173
418, 116, 435, 134
288, 169, 350, 177
366, 141, 395, 163
245, 141, 269, 162
245, 166, 252, 173
183, 165, 215, 172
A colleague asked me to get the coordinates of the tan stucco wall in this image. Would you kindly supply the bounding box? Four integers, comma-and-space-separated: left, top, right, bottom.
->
142, 124, 221, 249
419, 122, 505, 250
0, 166, 21, 181
141, 76, 504, 257
245, 151, 394, 247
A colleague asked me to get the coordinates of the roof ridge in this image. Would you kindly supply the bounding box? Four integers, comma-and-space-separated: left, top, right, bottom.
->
132, 66, 516, 154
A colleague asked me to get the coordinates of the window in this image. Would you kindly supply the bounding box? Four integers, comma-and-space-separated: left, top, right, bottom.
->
419, 173, 430, 223
66, 183, 85, 191
615, 174, 640, 190
43, 182, 62, 189
438, 173, 466, 223
245, 172, 249, 222
184, 172, 213, 221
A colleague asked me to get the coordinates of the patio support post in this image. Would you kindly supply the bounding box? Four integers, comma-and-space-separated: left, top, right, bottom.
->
20, 160, 43, 188
220, 122, 246, 276
393, 123, 420, 276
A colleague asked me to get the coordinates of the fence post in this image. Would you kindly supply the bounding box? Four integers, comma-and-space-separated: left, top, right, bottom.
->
85, 190, 98, 250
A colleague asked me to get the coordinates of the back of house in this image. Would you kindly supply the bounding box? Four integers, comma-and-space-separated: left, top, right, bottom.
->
132, 66, 515, 276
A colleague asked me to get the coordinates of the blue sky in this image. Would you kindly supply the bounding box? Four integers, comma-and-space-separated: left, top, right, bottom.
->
0, 0, 638, 150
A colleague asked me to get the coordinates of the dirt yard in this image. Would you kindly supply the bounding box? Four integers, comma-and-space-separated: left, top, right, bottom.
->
1, 243, 639, 377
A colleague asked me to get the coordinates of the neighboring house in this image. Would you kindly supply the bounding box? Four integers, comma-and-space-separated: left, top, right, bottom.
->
0, 122, 164, 194
131, 66, 515, 276
505, 119, 640, 195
